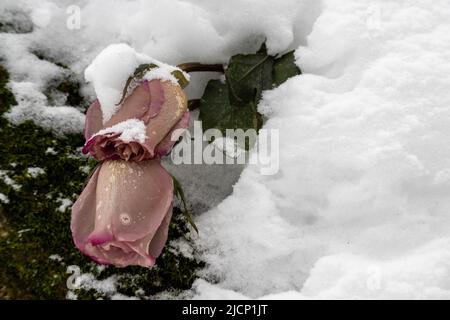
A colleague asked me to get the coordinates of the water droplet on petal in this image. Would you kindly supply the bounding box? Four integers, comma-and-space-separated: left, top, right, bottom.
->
120, 213, 131, 226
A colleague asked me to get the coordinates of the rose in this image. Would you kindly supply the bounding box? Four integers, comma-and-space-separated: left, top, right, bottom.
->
82, 79, 189, 161
71, 78, 189, 267
71, 160, 173, 267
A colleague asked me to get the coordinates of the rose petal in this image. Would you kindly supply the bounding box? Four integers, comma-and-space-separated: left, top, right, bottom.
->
143, 79, 165, 122
147, 204, 173, 258
155, 110, 190, 157
93, 160, 173, 242
127, 204, 172, 261
103, 80, 162, 128
71, 159, 173, 267
71, 166, 101, 251
143, 81, 188, 154
84, 99, 103, 140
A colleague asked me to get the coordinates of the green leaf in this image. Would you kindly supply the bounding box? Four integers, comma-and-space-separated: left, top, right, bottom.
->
272, 51, 301, 87
199, 80, 262, 134
198, 42, 301, 146
171, 70, 189, 88
225, 50, 274, 106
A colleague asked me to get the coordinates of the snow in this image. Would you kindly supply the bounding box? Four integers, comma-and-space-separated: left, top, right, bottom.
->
65, 265, 138, 300
91, 118, 147, 143
45, 147, 57, 155
191, 280, 249, 300
27, 167, 45, 178
0, 170, 21, 190
84, 44, 143, 123
56, 197, 72, 213
1, 0, 450, 300
66, 291, 77, 300
49, 254, 63, 262
66, 265, 118, 296
168, 238, 195, 260
0, 193, 9, 204
4, 81, 85, 136
84, 43, 187, 123
193, 0, 450, 299
29, 2, 57, 28
143, 67, 179, 86
17, 228, 32, 235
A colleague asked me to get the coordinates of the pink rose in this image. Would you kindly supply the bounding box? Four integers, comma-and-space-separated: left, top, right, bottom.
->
82, 79, 189, 161
71, 79, 189, 267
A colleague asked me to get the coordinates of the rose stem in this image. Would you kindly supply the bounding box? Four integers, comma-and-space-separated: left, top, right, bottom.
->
180, 63, 224, 110
188, 99, 200, 111
177, 62, 224, 73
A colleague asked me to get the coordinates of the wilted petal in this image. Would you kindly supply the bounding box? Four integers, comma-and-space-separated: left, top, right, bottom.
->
155, 110, 190, 157
127, 204, 172, 261
143, 80, 165, 122
143, 81, 188, 154
71, 166, 101, 252
103, 80, 160, 127
147, 204, 173, 258
93, 160, 173, 242
82, 80, 188, 161
71, 159, 173, 267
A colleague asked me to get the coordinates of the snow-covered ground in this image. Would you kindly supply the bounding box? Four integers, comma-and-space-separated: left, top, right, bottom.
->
2, 0, 450, 299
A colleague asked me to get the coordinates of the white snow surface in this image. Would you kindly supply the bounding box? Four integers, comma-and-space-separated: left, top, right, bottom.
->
1, 0, 450, 299
194, 0, 450, 299
4, 81, 85, 136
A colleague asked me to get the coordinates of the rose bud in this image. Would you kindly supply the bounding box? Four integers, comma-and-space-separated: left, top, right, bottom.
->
71, 159, 173, 267
82, 79, 189, 161
72, 74, 190, 267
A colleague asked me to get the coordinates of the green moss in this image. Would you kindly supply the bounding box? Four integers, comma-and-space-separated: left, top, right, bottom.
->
44, 75, 86, 108
0, 64, 202, 299
31, 50, 87, 108
31, 50, 68, 69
